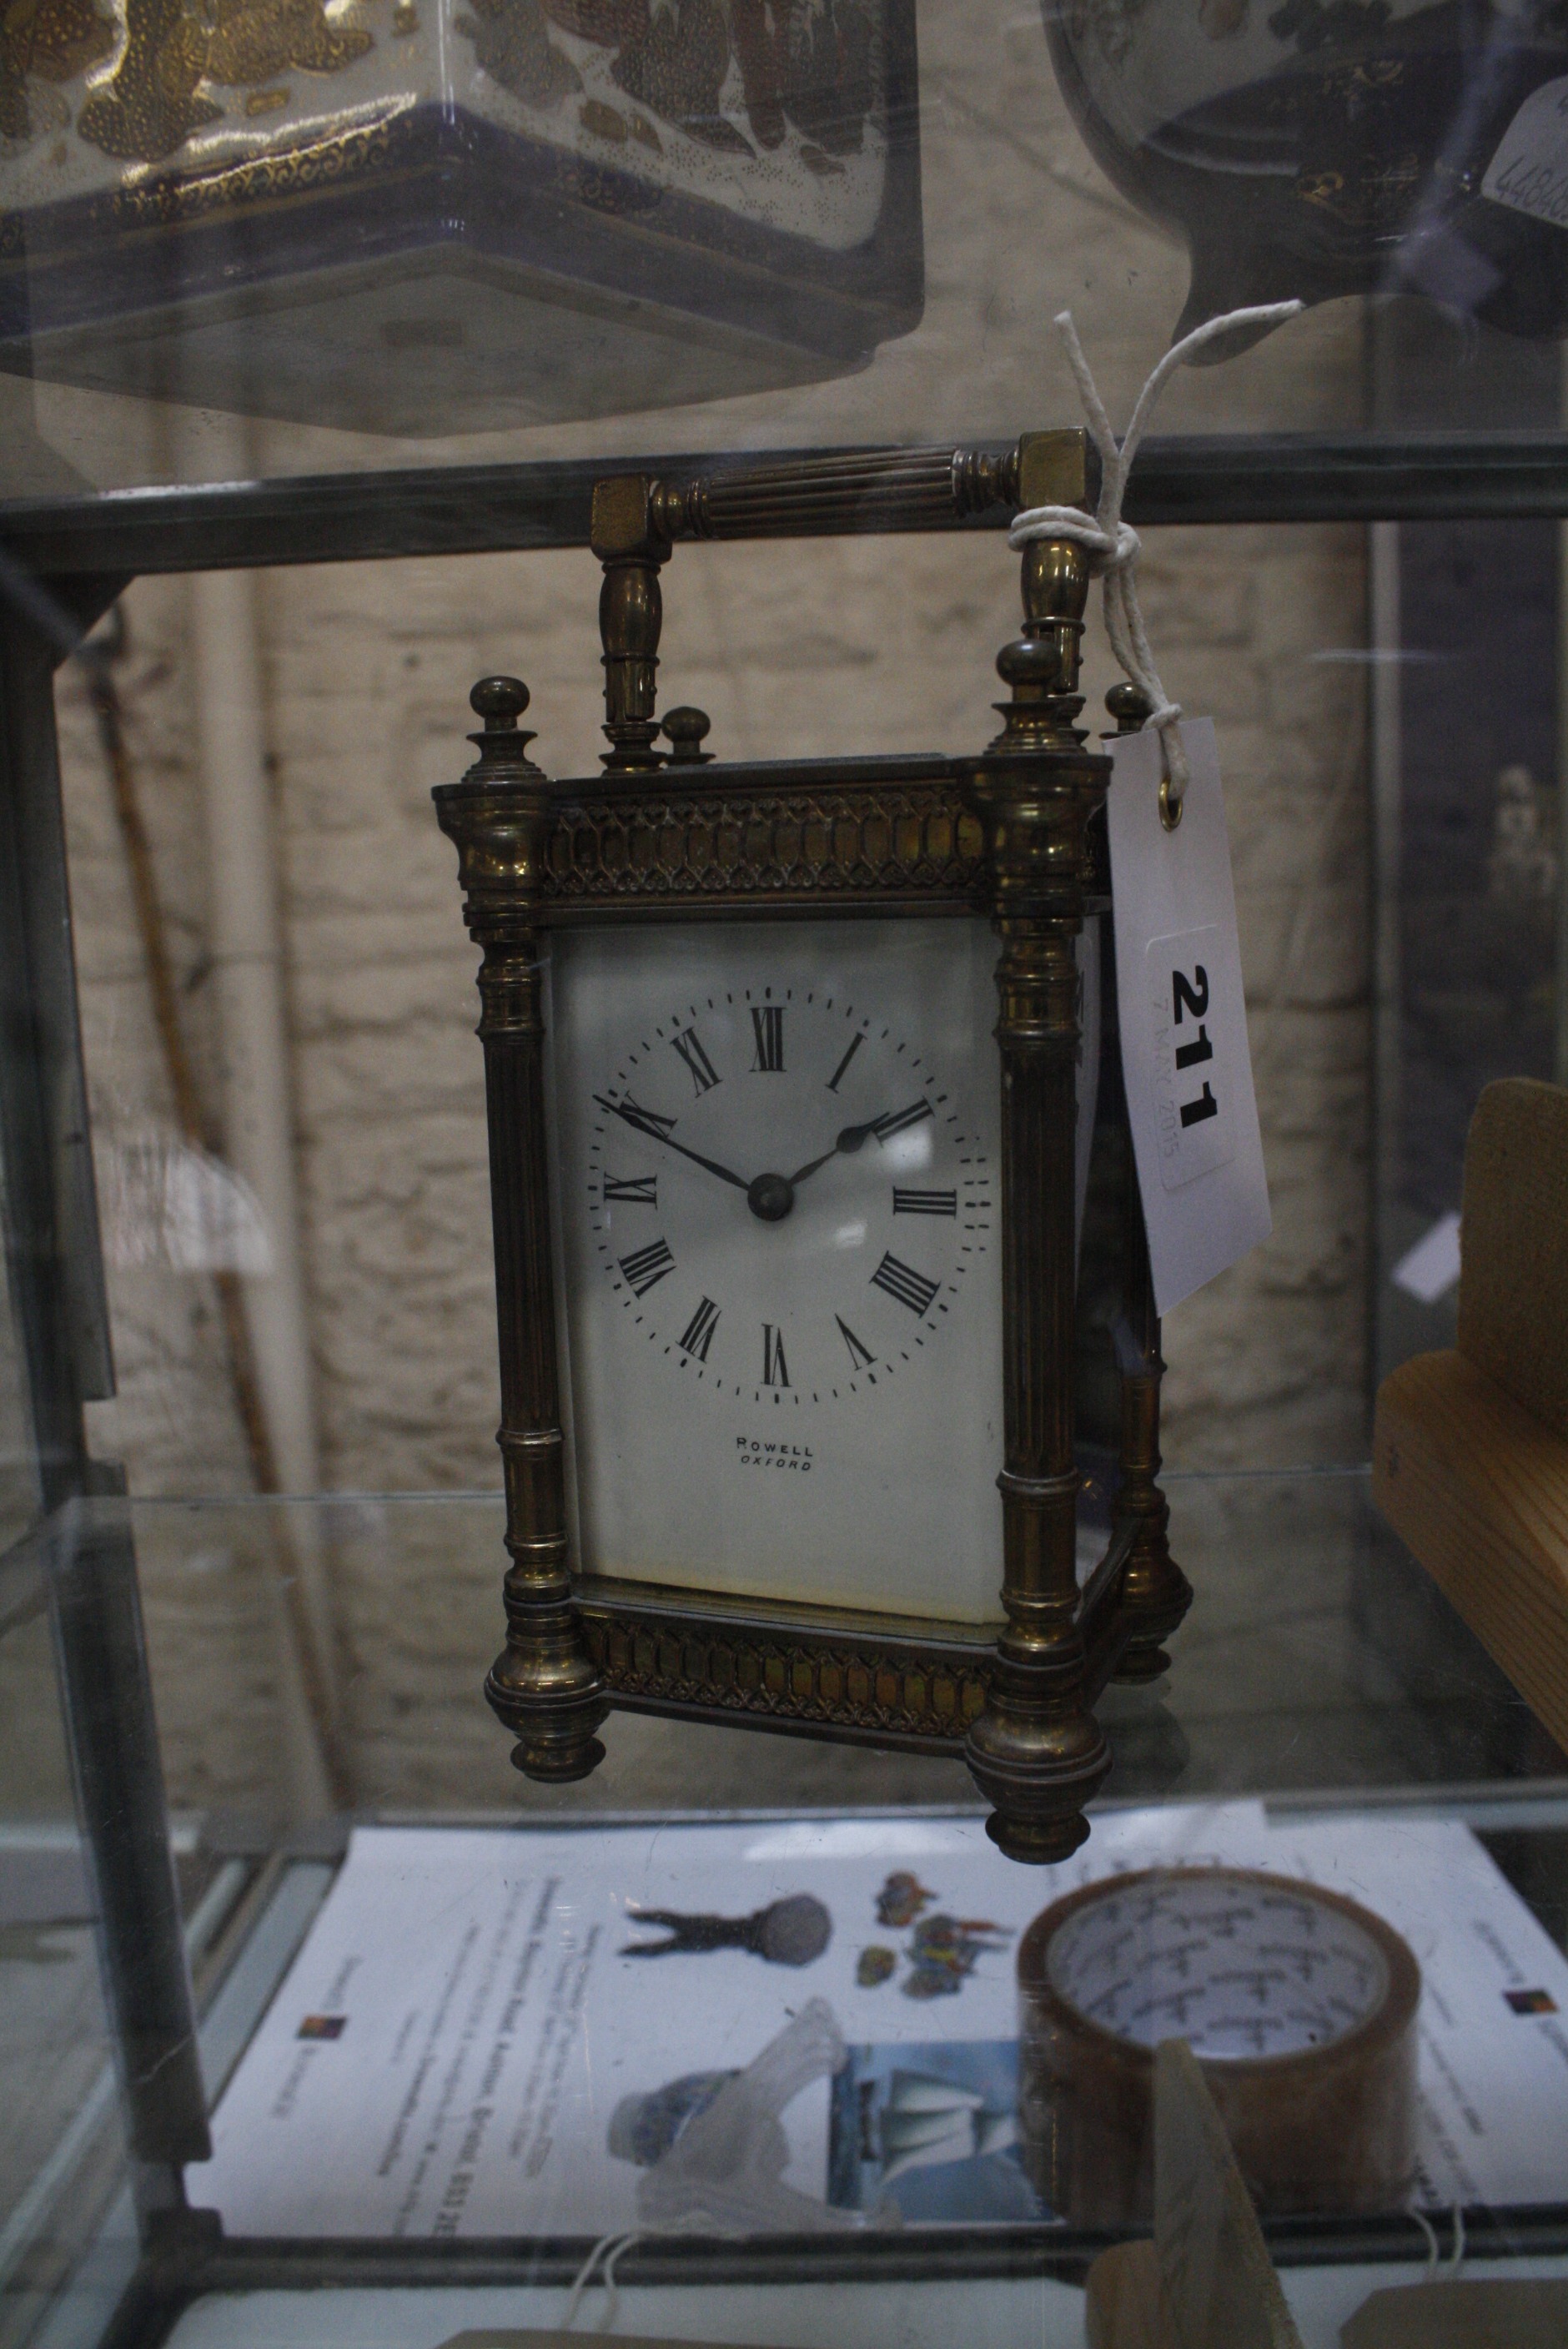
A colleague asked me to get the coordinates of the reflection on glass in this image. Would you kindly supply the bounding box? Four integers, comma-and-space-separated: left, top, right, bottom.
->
0, 1561, 126, 2345
0, 0, 922, 439
1047, 0, 1568, 349
0, 0, 1555, 480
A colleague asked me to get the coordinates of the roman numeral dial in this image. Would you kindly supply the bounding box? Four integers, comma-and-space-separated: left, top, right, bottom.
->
751, 1005, 785, 1073
836, 1316, 876, 1371
618, 1239, 675, 1296
872, 1099, 934, 1141
679, 1297, 721, 1361
826, 1030, 863, 1093
583, 978, 990, 1409
671, 1026, 721, 1096
893, 1187, 956, 1216
596, 1094, 676, 1144
870, 1252, 941, 1316
604, 1173, 657, 1204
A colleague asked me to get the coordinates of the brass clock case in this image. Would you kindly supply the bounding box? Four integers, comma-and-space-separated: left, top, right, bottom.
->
435, 432, 1194, 1861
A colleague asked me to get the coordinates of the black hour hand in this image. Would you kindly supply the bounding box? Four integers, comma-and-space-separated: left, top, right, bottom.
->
785, 1099, 934, 1188
868, 1099, 935, 1143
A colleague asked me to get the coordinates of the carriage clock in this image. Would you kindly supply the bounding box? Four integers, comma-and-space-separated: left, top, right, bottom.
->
434, 432, 1193, 1863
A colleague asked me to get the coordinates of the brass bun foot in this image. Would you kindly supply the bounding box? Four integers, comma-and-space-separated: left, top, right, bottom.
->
984, 1807, 1092, 1866
509, 1733, 607, 1783
1111, 1540, 1193, 1687
964, 1691, 1111, 1868
1111, 1642, 1173, 1685
485, 1652, 610, 1786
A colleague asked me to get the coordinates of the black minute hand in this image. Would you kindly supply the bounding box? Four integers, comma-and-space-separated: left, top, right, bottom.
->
594, 1094, 750, 1192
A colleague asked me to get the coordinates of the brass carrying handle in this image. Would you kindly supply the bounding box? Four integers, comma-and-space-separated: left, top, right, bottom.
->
587, 430, 1094, 771
589, 428, 1091, 556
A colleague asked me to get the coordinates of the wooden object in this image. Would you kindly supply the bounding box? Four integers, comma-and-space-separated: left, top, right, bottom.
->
1375, 1352, 1568, 1753
1342, 2281, 1568, 2346
1457, 1078, 1568, 1436
1084, 2041, 1305, 2349
438, 2335, 742, 2349
1374, 1078, 1568, 1758
1086, 2242, 1175, 2349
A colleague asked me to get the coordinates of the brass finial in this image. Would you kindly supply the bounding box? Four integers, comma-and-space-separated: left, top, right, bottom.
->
591, 475, 671, 772
467, 676, 543, 774
661, 706, 713, 765
988, 535, 1091, 756
1105, 682, 1151, 736
1105, 681, 1181, 827
979, 427, 1097, 759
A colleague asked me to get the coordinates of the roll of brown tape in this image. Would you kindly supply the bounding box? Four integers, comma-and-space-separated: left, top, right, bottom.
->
1018, 1868, 1420, 2226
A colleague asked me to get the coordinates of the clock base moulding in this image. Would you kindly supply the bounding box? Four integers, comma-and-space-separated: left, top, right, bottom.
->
571, 1526, 1143, 1756
434, 431, 1194, 1865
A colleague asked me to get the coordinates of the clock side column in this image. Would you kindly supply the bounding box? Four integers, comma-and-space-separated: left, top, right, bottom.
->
1110, 1124, 1194, 1678
435, 680, 609, 1784
1101, 686, 1193, 1679
966, 532, 1113, 1864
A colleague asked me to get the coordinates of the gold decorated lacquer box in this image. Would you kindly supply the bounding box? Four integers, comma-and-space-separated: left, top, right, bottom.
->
0, 0, 921, 430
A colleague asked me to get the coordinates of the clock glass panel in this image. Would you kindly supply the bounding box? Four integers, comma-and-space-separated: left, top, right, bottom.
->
548, 916, 1008, 1623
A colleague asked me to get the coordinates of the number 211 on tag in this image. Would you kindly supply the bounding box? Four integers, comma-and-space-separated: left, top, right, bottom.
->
1147, 923, 1236, 1190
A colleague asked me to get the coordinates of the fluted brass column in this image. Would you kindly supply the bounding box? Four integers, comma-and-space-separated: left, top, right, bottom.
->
435, 678, 608, 1782
963, 437, 1113, 1863
1108, 1183, 1193, 1680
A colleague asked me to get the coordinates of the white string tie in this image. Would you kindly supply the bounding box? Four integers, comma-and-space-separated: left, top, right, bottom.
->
563, 2228, 642, 2331
561, 2210, 744, 2333
1009, 301, 1304, 812
1408, 2201, 1466, 2279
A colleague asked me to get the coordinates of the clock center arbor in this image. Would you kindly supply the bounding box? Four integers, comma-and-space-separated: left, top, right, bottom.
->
435, 430, 1193, 1864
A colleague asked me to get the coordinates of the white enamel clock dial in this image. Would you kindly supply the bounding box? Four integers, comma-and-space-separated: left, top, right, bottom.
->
549, 917, 1009, 1622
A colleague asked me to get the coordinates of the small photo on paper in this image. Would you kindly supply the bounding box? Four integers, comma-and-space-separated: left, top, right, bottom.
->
827, 2040, 1046, 2223
1505, 1988, 1558, 2016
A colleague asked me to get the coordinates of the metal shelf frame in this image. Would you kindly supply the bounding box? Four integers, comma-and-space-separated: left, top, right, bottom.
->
0, 432, 1565, 584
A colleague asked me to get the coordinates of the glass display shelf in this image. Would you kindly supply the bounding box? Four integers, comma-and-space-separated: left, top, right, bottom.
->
2, 1468, 1565, 2349
62, 1468, 1568, 1824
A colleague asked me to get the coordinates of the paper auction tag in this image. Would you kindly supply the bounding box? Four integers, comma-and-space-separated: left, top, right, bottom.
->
1483, 76, 1568, 230
1107, 719, 1270, 1316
